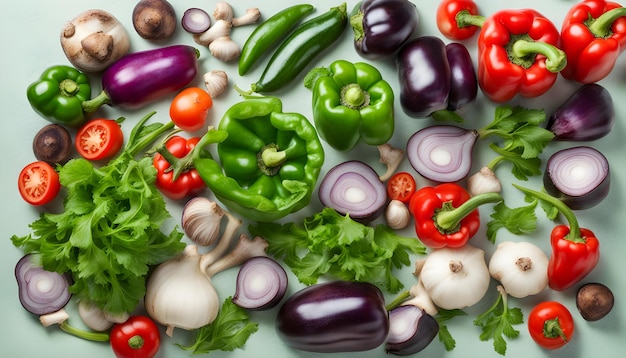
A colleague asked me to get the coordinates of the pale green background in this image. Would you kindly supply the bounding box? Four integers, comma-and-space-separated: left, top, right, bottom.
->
1, 0, 623, 357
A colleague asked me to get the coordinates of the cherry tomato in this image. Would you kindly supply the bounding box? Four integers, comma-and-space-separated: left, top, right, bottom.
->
110, 315, 160, 358
76, 118, 124, 161
153, 136, 206, 200
17, 161, 61, 206
528, 301, 574, 350
386, 172, 417, 203
170, 87, 213, 132
436, 0, 480, 40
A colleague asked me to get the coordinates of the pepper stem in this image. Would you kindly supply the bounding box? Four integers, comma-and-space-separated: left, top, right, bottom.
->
543, 317, 568, 342
512, 184, 582, 242
435, 192, 503, 232
510, 38, 567, 72
587, 7, 626, 39
456, 10, 485, 29
59, 321, 110, 342
340, 83, 369, 110
59, 79, 80, 97
258, 143, 286, 176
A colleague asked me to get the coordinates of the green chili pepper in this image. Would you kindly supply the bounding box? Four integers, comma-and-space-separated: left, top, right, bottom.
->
304, 60, 395, 151
193, 96, 325, 222
249, 2, 347, 93
239, 4, 316, 76
26, 65, 91, 126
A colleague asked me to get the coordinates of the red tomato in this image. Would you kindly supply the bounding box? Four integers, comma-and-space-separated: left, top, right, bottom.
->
110, 315, 160, 358
386, 172, 417, 203
153, 136, 206, 200
170, 87, 213, 132
528, 301, 574, 350
436, 0, 480, 40
76, 118, 124, 161
17, 161, 61, 206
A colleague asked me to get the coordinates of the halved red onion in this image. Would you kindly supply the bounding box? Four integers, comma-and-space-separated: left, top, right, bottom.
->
15, 254, 71, 315
318, 160, 387, 221
543, 146, 610, 210
232, 256, 288, 311
386, 305, 439, 355
406, 125, 477, 183
181, 8, 211, 34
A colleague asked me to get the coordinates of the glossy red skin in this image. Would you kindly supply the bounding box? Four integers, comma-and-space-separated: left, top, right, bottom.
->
436, 0, 479, 40
477, 9, 561, 102
276, 281, 389, 353
17, 161, 61, 206
386, 172, 416, 203
153, 136, 206, 200
561, 0, 626, 83
408, 183, 479, 249
110, 316, 161, 358
169, 87, 213, 132
528, 301, 574, 350
548, 225, 600, 291
75, 118, 124, 161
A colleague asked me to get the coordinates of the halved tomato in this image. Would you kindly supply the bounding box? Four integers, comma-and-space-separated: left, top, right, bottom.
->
76, 118, 124, 161
18, 161, 61, 206
386, 172, 417, 203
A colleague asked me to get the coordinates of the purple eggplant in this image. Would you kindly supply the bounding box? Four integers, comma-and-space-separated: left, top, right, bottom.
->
350, 0, 419, 60
82, 45, 199, 111
446, 42, 478, 111
547, 84, 615, 141
276, 281, 389, 353
386, 305, 439, 355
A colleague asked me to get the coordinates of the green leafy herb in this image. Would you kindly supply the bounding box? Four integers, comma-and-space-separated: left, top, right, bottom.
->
435, 309, 467, 351
473, 286, 524, 355
249, 207, 426, 293
522, 190, 560, 220
11, 112, 185, 315
179, 297, 259, 354
487, 200, 538, 243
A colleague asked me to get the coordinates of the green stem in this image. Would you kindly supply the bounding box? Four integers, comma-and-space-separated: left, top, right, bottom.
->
59, 79, 80, 97
587, 7, 626, 38
512, 184, 582, 242
436, 192, 503, 232
456, 10, 485, 29
125, 111, 176, 156
59, 321, 110, 342
350, 11, 365, 41
511, 39, 567, 72
127, 335, 145, 349
81, 90, 111, 113
543, 317, 568, 342
486, 155, 506, 171
385, 290, 411, 311
340, 83, 369, 110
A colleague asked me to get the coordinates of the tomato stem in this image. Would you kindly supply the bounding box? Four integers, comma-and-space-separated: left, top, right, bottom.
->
543, 317, 568, 342
127, 334, 145, 349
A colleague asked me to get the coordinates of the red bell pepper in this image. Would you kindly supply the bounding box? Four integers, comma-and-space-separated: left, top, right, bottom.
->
560, 0, 626, 83
153, 135, 206, 200
513, 184, 600, 291
475, 9, 567, 103
408, 183, 502, 249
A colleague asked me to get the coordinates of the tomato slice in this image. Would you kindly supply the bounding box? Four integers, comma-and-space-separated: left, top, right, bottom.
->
386, 172, 417, 203
76, 118, 124, 161
18, 161, 61, 206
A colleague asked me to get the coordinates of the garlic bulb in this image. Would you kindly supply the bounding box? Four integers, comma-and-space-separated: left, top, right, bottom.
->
182, 197, 224, 246
78, 300, 114, 331
203, 70, 228, 98
419, 245, 490, 310
209, 36, 241, 61
467, 166, 502, 196
385, 200, 411, 230
488, 241, 548, 298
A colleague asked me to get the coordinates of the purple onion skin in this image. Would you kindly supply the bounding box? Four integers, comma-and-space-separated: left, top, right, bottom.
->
543, 146, 610, 210
15, 254, 72, 315
276, 281, 389, 353
386, 305, 439, 356
102, 45, 199, 108
397, 36, 451, 118
232, 256, 288, 311
446, 43, 478, 111
351, 0, 419, 60
547, 84, 615, 141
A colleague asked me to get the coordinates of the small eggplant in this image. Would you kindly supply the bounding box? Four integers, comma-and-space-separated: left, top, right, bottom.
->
82, 45, 199, 112
397, 37, 477, 118
547, 84, 615, 141
276, 281, 389, 353
386, 305, 439, 355
350, 0, 419, 60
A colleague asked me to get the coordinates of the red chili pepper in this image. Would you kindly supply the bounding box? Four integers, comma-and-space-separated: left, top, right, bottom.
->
153, 135, 206, 200
560, 0, 626, 83
513, 184, 600, 291
469, 9, 567, 103
408, 183, 502, 249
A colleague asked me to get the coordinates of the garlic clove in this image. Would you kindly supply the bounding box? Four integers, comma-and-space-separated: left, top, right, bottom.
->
203, 70, 229, 98
209, 36, 241, 62
385, 199, 411, 230
467, 166, 502, 196
181, 197, 225, 246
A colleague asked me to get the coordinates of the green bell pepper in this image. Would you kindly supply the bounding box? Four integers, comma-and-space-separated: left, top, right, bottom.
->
26, 65, 92, 126
304, 59, 394, 151
193, 96, 325, 222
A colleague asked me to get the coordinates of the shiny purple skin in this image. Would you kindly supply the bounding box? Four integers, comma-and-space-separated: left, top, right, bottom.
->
397, 36, 451, 118
386, 305, 439, 356
276, 281, 389, 353
101, 45, 199, 108
446, 42, 477, 111
547, 84, 615, 141
351, 0, 419, 60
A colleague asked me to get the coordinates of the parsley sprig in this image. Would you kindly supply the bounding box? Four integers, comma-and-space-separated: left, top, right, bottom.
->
474, 285, 524, 355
